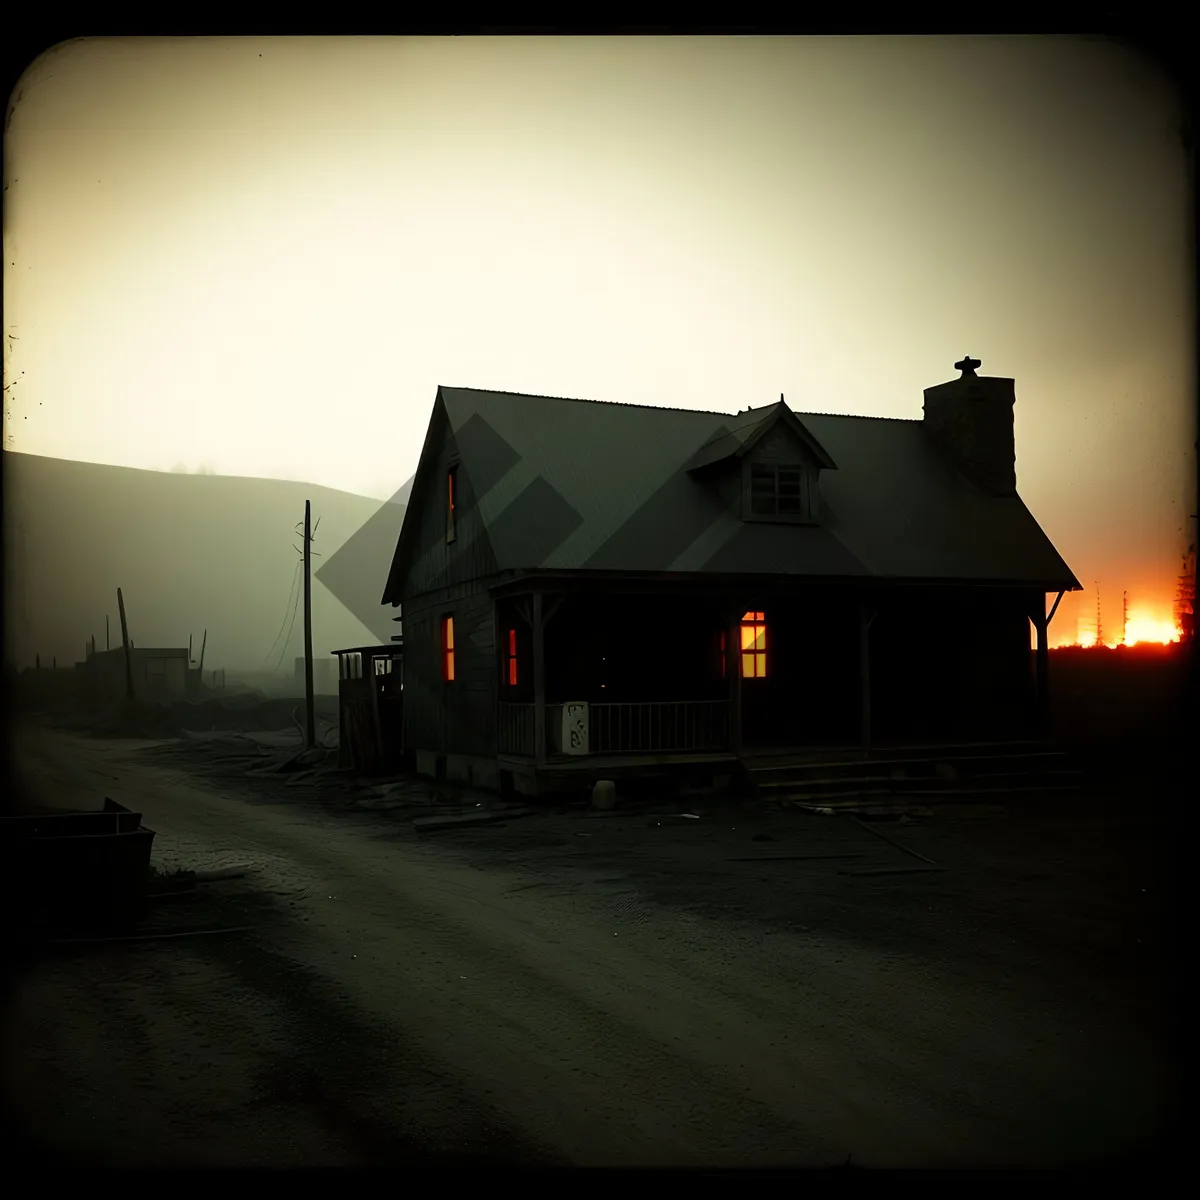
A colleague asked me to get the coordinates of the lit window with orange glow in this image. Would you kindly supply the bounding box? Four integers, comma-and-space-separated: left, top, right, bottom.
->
740, 611, 767, 678
441, 615, 455, 682
506, 628, 519, 686
446, 467, 458, 543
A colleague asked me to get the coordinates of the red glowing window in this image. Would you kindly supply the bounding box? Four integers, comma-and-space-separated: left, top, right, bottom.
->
506, 628, 519, 686
441, 616, 455, 682
446, 467, 458, 543
740, 611, 767, 678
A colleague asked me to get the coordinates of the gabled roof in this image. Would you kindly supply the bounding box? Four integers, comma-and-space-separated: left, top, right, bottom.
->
385, 386, 1081, 599
685, 399, 837, 473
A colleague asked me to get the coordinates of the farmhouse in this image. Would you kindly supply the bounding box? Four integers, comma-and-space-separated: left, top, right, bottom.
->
381, 358, 1081, 797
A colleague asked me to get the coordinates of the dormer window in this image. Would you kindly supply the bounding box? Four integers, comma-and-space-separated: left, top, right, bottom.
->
750, 464, 802, 516
748, 464, 808, 520
686, 401, 834, 528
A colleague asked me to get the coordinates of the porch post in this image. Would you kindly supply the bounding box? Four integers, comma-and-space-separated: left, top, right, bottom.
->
727, 599, 742, 753
367, 652, 384, 771
532, 590, 546, 766
1033, 603, 1049, 737
859, 601, 876, 748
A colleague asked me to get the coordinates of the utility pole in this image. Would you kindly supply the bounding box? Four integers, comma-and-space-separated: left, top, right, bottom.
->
117, 587, 134, 700
1095, 583, 1103, 647
106, 615, 110, 651
303, 501, 316, 750
1122, 591, 1128, 646
198, 629, 207, 675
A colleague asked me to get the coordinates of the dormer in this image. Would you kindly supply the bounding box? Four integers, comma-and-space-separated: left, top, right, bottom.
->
685, 396, 836, 525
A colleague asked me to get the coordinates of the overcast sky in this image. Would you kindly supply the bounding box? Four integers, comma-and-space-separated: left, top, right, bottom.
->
3, 35, 1194, 644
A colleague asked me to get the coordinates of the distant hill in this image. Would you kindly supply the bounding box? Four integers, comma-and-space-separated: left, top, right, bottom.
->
2, 452, 404, 672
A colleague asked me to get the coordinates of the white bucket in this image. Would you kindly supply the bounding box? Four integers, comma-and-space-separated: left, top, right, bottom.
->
592, 779, 617, 811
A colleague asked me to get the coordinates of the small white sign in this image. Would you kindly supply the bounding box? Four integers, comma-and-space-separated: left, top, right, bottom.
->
562, 701, 590, 756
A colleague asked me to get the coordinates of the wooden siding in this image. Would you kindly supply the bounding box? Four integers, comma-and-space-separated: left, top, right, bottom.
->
401, 578, 501, 758
393, 406, 502, 601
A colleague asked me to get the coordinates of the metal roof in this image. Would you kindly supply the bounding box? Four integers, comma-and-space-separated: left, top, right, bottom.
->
390, 385, 1080, 594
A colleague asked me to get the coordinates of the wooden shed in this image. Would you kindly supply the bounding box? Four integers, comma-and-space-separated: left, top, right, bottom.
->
332, 642, 404, 774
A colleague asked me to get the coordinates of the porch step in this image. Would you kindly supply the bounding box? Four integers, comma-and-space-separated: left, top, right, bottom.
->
783, 782, 1082, 812
744, 748, 1065, 777
757, 767, 1082, 796
766, 782, 1083, 806
744, 740, 1048, 769
744, 744, 1081, 806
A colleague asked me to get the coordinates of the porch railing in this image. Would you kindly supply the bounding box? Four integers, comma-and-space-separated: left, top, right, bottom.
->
548, 700, 730, 756
499, 699, 731, 758
497, 702, 537, 756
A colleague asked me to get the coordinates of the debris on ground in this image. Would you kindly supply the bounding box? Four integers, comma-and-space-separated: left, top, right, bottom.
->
412, 808, 535, 833
592, 780, 618, 811
841, 864, 947, 877
851, 815, 941, 867
191, 866, 248, 883
934, 803, 1007, 819
3, 799, 157, 938
787, 800, 934, 818
727, 853, 867, 863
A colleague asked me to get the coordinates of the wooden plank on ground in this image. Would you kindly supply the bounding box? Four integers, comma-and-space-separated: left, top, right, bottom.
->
726, 853, 868, 862
412, 808, 534, 832
841, 864, 947, 877
851, 816, 940, 866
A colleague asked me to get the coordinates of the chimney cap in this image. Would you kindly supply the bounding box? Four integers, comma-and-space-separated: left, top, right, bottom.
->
954, 356, 982, 377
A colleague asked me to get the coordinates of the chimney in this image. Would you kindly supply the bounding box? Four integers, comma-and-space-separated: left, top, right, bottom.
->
922, 356, 1017, 496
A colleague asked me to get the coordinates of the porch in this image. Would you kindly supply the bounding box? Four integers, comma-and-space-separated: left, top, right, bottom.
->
491, 581, 1050, 769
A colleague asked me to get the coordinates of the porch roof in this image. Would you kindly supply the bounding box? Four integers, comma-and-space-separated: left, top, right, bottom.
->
330, 644, 401, 658
389, 387, 1079, 597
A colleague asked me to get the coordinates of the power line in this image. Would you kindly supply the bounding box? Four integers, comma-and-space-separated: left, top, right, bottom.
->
263, 559, 301, 667
264, 557, 301, 664
275, 560, 303, 673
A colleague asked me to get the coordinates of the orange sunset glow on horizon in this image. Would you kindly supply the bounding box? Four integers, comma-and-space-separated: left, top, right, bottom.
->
1050, 602, 1186, 649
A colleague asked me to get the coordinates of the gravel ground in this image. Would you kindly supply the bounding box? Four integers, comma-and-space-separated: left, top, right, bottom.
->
2, 721, 1182, 1169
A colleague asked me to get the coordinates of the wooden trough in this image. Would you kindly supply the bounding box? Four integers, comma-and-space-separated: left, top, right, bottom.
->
1, 798, 157, 933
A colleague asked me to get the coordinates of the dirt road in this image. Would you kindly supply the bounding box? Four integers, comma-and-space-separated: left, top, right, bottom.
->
3, 724, 1179, 1168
